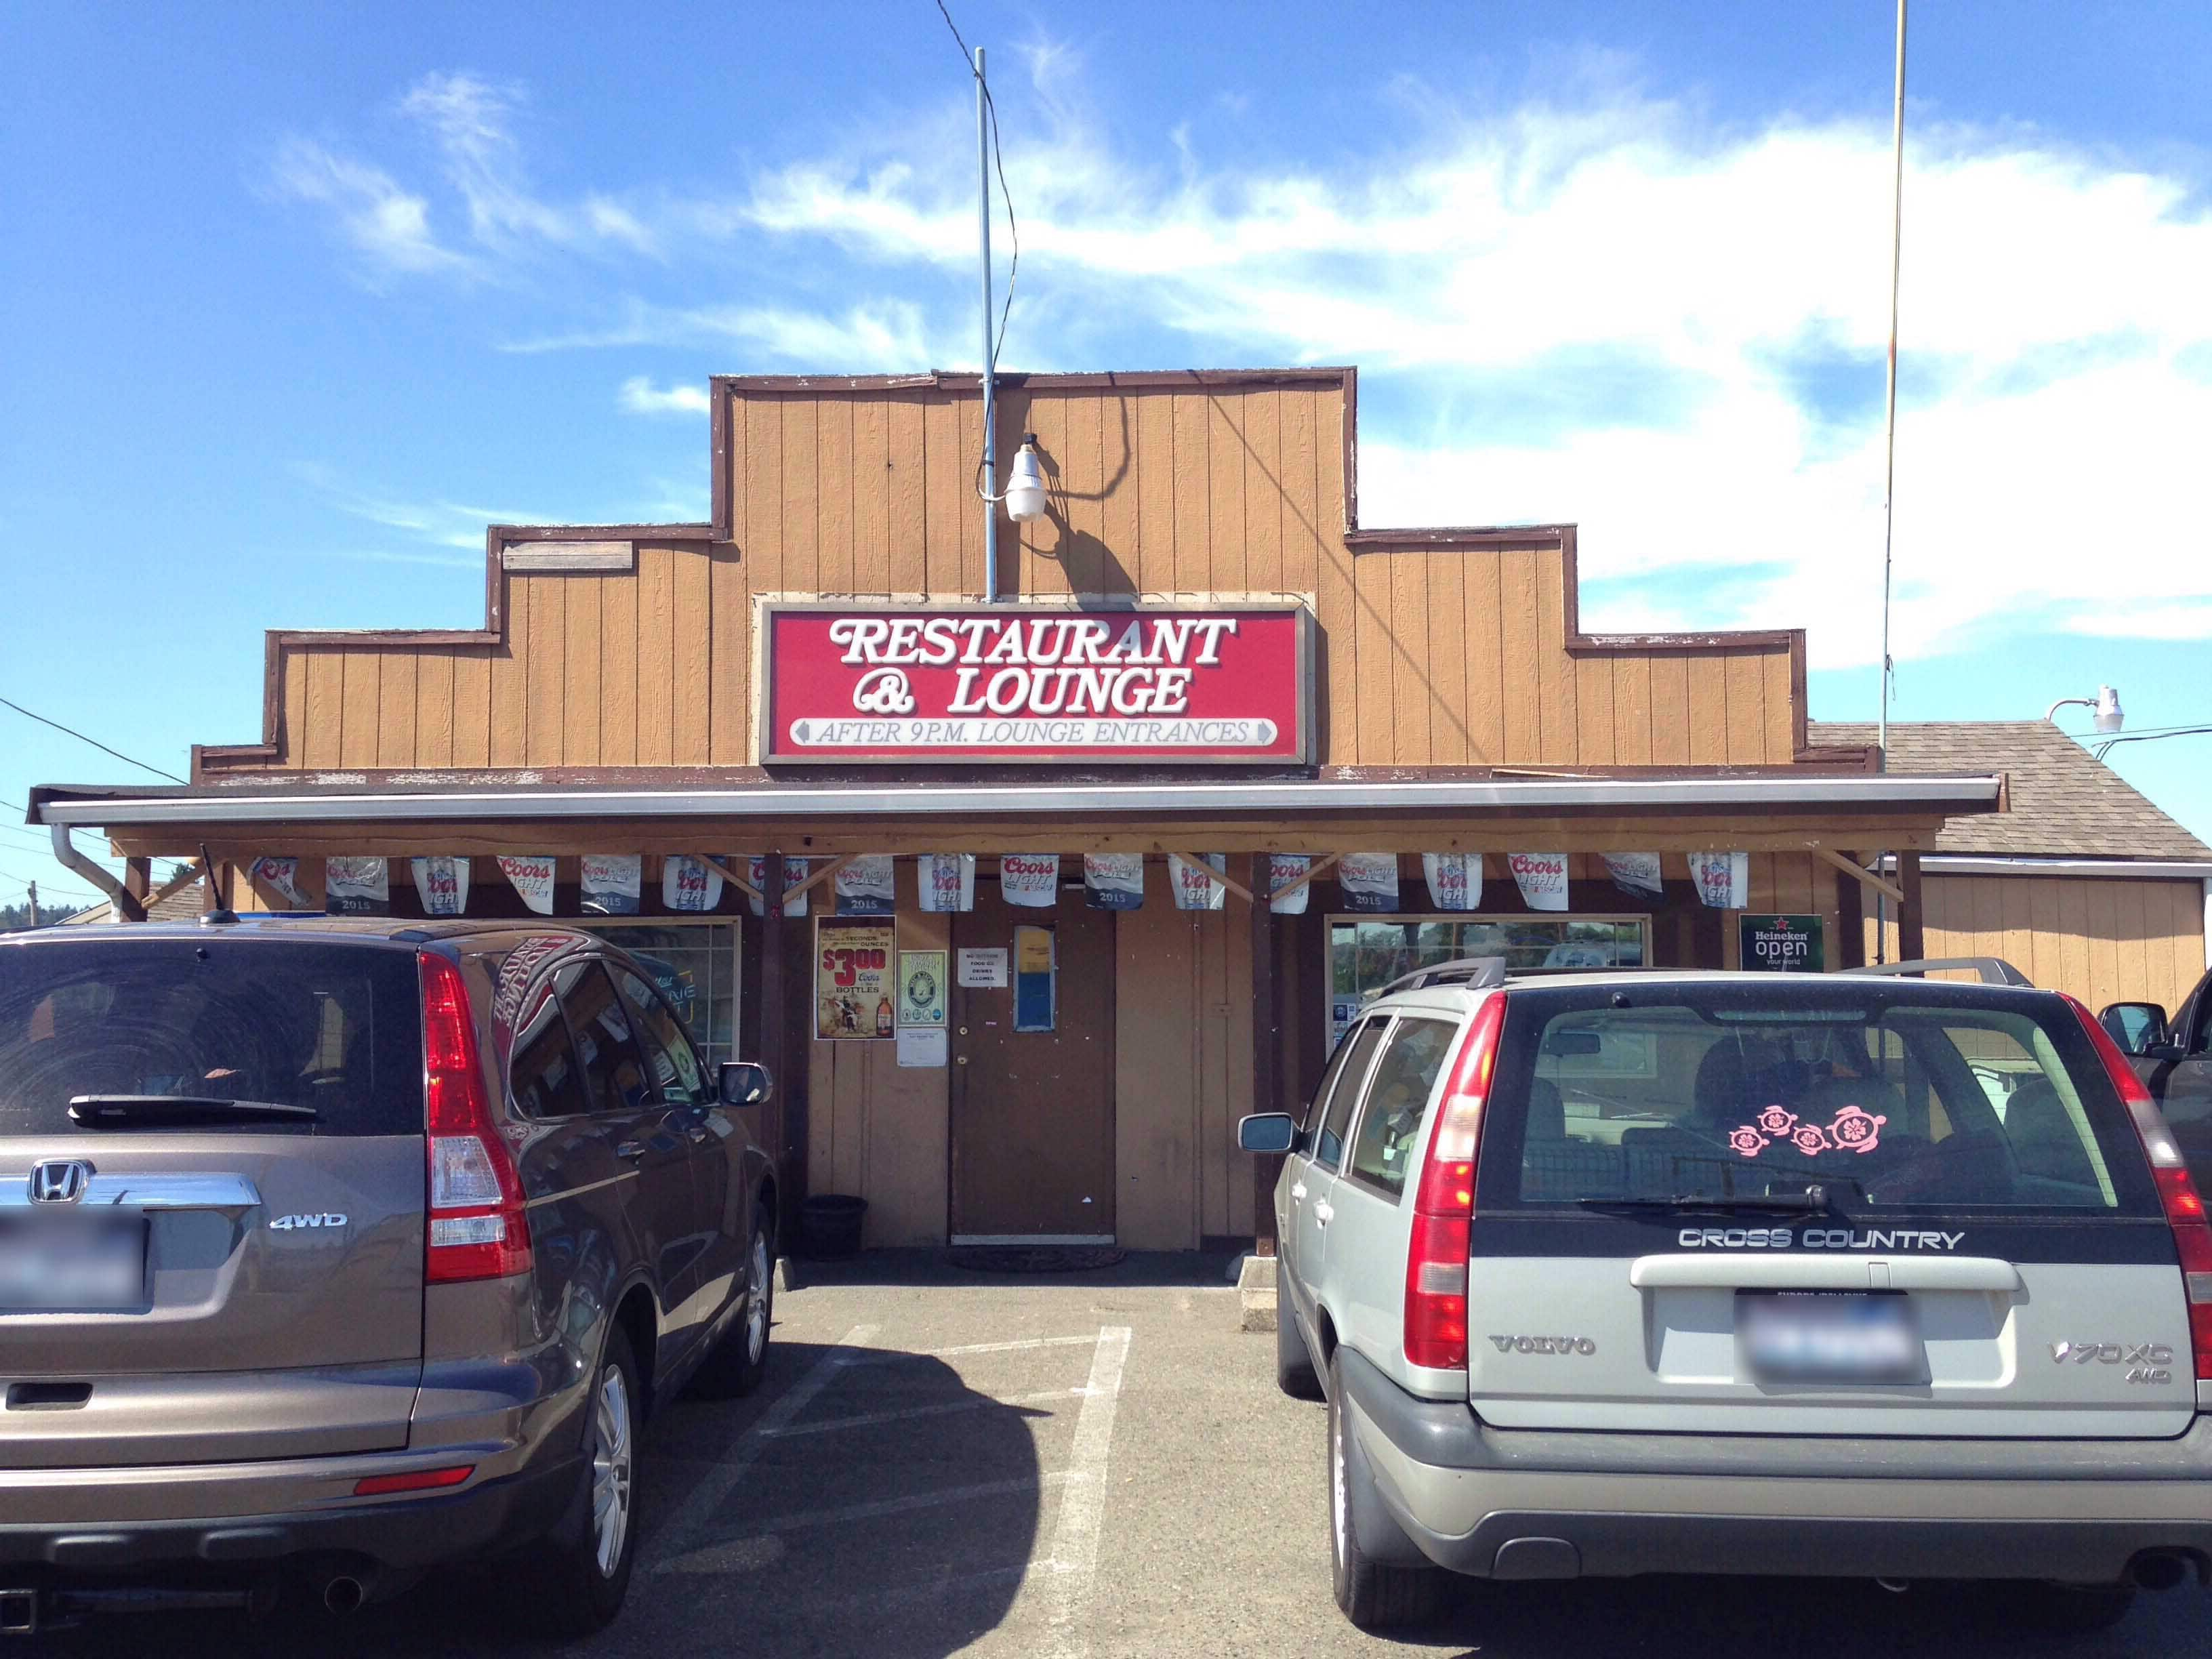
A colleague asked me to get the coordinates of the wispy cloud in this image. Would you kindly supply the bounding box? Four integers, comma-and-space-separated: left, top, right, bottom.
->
268, 54, 2212, 662
619, 376, 710, 416
295, 464, 539, 550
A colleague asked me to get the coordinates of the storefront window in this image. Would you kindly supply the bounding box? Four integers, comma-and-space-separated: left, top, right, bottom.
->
1326, 915, 1648, 1048
575, 921, 740, 1067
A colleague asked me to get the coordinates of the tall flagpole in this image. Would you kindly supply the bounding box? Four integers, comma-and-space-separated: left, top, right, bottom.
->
1877, 0, 1907, 772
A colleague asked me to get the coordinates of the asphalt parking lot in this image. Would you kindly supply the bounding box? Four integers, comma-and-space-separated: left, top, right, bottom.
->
29, 1256, 2212, 1656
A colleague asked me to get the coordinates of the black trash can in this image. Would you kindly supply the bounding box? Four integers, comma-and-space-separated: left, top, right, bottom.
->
799, 1194, 868, 1260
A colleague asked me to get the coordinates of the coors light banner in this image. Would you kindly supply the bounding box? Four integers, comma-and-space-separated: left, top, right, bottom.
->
760, 604, 1310, 765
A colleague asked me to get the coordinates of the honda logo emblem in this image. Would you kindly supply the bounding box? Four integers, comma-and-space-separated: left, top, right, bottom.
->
28, 1160, 91, 1204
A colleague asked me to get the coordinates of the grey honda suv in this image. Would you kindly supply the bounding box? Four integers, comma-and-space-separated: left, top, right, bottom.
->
1245, 961, 2212, 1634
0, 918, 779, 1636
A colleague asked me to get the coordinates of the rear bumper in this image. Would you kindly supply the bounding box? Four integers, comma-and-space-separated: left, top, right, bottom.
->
0, 1451, 579, 1574
1337, 1347, 2212, 1585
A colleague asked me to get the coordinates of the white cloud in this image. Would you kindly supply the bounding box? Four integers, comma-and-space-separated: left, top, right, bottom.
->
268, 58, 2212, 663
619, 376, 710, 416
266, 138, 471, 279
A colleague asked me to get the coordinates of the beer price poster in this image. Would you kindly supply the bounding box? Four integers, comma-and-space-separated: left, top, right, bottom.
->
816, 918, 897, 1040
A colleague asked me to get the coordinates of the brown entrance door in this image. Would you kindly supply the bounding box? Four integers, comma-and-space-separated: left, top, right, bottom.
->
950, 879, 1118, 1242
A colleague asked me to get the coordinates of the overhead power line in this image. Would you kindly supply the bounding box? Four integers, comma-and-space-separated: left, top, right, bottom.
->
0, 695, 186, 784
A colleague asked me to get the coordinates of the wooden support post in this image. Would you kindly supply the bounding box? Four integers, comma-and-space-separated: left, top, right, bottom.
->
124, 859, 151, 914
1250, 853, 1282, 1257
759, 855, 803, 1208
1835, 851, 1866, 970
1897, 849, 1926, 966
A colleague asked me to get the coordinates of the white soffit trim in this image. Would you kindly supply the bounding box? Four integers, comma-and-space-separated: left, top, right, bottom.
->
36, 774, 2002, 828
1890, 856, 2212, 879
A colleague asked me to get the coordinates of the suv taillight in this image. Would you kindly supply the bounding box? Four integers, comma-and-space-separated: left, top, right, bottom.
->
2067, 994, 2212, 1382
1404, 993, 1507, 1371
421, 951, 531, 1284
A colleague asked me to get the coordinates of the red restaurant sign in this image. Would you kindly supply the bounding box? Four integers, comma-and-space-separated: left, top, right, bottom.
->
759, 603, 1312, 765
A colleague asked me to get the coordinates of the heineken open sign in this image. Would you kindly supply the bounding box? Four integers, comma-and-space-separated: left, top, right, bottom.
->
1740, 914, 1826, 973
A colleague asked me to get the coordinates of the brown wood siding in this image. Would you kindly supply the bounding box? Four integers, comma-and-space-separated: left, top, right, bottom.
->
227, 377, 1800, 775
1865, 875, 2207, 1012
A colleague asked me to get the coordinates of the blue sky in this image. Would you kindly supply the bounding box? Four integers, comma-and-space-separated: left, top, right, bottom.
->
6, 1, 2212, 909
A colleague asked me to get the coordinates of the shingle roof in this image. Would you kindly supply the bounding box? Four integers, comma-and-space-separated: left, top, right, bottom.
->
61, 878, 208, 926
1809, 721, 2212, 861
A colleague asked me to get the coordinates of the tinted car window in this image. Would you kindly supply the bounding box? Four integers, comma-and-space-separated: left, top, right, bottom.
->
559, 961, 655, 1115
1346, 1018, 1457, 1197
1303, 1017, 1371, 1134
1484, 986, 2159, 1214
1315, 1020, 1389, 1170
0, 939, 422, 1136
611, 964, 708, 1107
508, 989, 590, 1120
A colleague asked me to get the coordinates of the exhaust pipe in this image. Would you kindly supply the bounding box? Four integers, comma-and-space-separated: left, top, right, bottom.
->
2130, 1552, 2190, 1592
321, 1576, 366, 1616
1873, 1578, 1910, 1594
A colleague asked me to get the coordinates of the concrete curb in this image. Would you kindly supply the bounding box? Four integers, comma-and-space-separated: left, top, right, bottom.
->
1236, 1252, 1278, 1332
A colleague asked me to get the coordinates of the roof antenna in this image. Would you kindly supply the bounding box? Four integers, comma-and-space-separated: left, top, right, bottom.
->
197, 840, 239, 926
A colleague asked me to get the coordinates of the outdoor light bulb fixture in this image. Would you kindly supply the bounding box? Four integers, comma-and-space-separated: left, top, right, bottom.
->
2046, 685, 2124, 735
979, 434, 1049, 524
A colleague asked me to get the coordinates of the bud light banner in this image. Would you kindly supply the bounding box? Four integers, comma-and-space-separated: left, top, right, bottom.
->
1083, 854, 1145, 911
663, 855, 725, 914
745, 858, 809, 918
834, 855, 897, 915
1336, 853, 1401, 914
760, 603, 1311, 766
918, 854, 976, 913
1172, 854, 1227, 911
248, 856, 310, 909
1422, 853, 1481, 912
1689, 851, 1750, 910
581, 855, 642, 916
410, 857, 471, 918
1509, 853, 1570, 913
1268, 855, 1313, 916
497, 855, 558, 917
1000, 853, 1061, 909
1603, 853, 1665, 901
325, 856, 390, 916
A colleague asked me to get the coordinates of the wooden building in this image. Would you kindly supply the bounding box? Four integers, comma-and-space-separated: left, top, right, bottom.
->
33, 367, 2013, 1252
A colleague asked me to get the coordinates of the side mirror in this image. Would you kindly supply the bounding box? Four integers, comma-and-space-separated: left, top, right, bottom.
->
2099, 1002, 2171, 1057
1237, 1112, 1300, 1155
719, 1061, 773, 1109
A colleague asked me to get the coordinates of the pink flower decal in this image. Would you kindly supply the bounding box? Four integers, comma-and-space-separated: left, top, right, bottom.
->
1727, 1126, 1767, 1158
1790, 1124, 1832, 1157
1827, 1105, 1887, 1153
1755, 1105, 1798, 1138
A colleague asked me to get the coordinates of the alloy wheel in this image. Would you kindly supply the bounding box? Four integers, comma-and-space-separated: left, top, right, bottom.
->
745, 1233, 772, 1364
590, 1364, 634, 1578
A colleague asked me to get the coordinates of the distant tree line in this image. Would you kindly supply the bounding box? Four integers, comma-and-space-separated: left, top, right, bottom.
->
0, 899, 89, 932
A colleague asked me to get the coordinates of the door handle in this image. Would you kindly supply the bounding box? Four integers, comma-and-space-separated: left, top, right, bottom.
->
615, 1141, 644, 1162
1314, 1200, 1334, 1227
1290, 1181, 1309, 1202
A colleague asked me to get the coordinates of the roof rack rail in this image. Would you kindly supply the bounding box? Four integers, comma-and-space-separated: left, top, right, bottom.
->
1838, 957, 2034, 987
1376, 957, 1509, 998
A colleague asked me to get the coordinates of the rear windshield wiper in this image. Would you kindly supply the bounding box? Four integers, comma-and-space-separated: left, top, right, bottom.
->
68, 1096, 321, 1129
1578, 1185, 1855, 1218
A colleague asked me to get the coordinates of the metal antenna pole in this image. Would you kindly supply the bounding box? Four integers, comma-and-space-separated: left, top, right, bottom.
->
1877, 0, 1907, 773
976, 45, 998, 602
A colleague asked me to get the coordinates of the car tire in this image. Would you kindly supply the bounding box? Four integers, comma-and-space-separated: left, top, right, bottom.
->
686, 1217, 775, 1400
1327, 1354, 1447, 1630
514, 1322, 640, 1637
1277, 1298, 1323, 1399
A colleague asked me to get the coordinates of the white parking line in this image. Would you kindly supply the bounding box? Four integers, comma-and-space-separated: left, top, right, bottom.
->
651, 1322, 878, 1568
1035, 1325, 1132, 1659
760, 1386, 1080, 1438
860, 1334, 1103, 1361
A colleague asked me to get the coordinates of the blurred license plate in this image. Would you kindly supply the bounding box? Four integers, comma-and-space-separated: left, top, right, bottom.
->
1738, 1292, 1921, 1385
0, 1214, 147, 1311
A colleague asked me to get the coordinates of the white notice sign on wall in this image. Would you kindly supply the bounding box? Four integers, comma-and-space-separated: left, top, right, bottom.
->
957, 948, 1009, 989
897, 1027, 949, 1069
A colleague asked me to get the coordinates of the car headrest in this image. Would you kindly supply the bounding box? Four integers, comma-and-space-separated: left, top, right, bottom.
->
1525, 1076, 1566, 1143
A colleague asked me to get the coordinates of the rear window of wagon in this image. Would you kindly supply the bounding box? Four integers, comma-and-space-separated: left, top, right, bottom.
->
0, 939, 425, 1137
1475, 983, 2162, 1218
